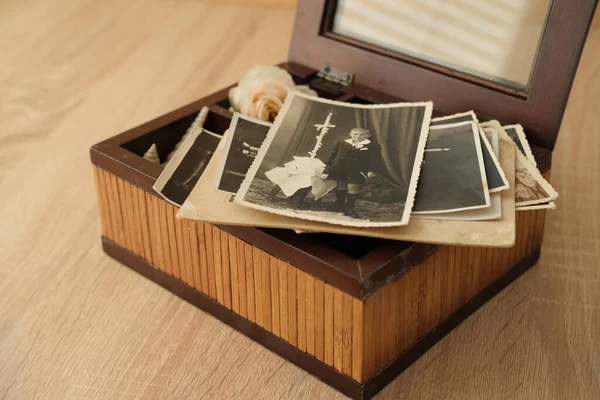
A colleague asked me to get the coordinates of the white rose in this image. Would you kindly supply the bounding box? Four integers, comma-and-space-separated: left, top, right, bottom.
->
228, 65, 318, 122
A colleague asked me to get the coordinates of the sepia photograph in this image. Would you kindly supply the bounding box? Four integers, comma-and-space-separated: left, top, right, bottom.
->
413, 121, 490, 214
431, 111, 508, 193
514, 150, 558, 206
214, 113, 271, 194
235, 91, 433, 227
154, 128, 221, 206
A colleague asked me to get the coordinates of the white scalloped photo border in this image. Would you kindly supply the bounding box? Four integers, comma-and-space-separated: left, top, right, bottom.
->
234, 90, 433, 228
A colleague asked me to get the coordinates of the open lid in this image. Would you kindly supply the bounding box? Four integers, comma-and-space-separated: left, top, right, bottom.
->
289, 0, 597, 150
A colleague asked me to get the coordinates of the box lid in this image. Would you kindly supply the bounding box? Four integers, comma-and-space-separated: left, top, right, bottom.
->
289, 0, 597, 150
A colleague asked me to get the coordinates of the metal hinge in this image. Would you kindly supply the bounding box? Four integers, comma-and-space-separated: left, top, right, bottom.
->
309, 65, 354, 96
317, 65, 354, 86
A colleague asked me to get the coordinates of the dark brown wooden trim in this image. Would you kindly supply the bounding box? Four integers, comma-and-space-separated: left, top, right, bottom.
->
358, 242, 441, 294
90, 146, 161, 193
101, 238, 541, 400
94, 87, 233, 150
290, 0, 598, 149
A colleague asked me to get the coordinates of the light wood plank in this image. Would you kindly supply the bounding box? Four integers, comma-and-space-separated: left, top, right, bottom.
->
236, 239, 248, 319
323, 283, 334, 365
198, 223, 210, 294
278, 261, 289, 342
127, 183, 143, 258
270, 258, 280, 337
163, 202, 179, 279
313, 278, 325, 361
362, 293, 375, 380
296, 270, 306, 352
137, 189, 153, 264
228, 235, 240, 314
333, 289, 344, 372
453, 246, 465, 309
150, 194, 166, 272
260, 250, 272, 332
387, 277, 399, 359
220, 229, 232, 309
305, 274, 315, 356
156, 199, 172, 275
342, 292, 353, 376
380, 281, 390, 367
175, 211, 188, 284
287, 266, 298, 347
211, 226, 223, 304
204, 223, 216, 299
253, 246, 264, 327
180, 219, 194, 288
244, 243, 256, 323
117, 178, 134, 253
188, 221, 202, 292
415, 256, 429, 339
351, 298, 364, 382
111, 175, 126, 248
394, 274, 407, 355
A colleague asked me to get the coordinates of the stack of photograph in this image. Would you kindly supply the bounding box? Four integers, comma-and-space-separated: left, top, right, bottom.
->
154, 91, 557, 247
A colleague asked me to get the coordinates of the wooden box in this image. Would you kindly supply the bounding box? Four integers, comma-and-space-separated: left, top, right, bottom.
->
90, 1, 597, 398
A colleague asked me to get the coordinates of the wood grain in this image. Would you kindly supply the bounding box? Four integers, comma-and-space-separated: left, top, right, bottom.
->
0, 1, 598, 399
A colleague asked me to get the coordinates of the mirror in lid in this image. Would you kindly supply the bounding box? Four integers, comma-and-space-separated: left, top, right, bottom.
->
330, 0, 552, 94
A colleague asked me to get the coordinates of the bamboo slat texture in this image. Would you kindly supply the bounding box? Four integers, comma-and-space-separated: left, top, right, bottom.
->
93, 165, 546, 383
2, 1, 598, 399
95, 167, 366, 381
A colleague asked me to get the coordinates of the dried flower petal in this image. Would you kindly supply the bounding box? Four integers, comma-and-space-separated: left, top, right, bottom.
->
228, 65, 318, 122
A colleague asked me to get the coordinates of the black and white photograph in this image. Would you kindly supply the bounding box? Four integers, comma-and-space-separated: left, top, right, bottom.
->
414, 126, 502, 221
153, 128, 221, 206
213, 113, 271, 194
503, 124, 537, 166
235, 91, 433, 227
413, 121, 490, 214
430, 111, 508, 193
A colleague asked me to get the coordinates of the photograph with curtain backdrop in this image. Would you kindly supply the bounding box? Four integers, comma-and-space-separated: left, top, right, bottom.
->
237, 93, 433, 226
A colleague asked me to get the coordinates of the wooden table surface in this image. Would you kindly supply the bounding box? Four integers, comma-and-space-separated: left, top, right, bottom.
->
1, 1, 598, 399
